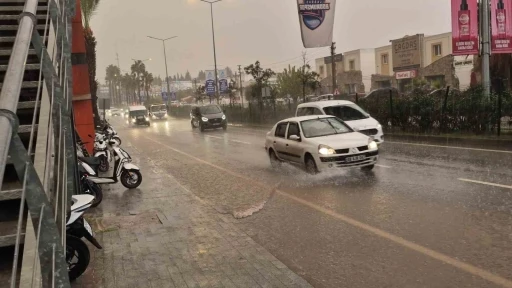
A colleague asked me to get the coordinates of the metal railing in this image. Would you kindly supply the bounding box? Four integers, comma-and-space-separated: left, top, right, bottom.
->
0, 0, 78, 287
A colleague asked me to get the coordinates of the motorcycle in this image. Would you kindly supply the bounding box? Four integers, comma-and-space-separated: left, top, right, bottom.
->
92, 134, 110, 173
97, 121, 121, 145
78, 141, 142, 189
66, 194, 102, 281
78, 164, 103, 207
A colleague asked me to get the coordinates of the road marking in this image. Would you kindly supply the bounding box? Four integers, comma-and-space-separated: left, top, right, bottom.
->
375, 164, 392, 169
143, 135, 512, 288
385, 141, 512, 154
204, 135, 251, 145
458, 178, 512, 189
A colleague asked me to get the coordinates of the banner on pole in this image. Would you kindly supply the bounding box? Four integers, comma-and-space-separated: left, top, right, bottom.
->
297, 0, 337, 48
205, 70, 216, 95
451, 0, 479, 55
491, 0, 512, 53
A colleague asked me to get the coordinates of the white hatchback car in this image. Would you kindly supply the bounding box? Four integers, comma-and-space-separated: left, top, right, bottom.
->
265, 115, 379, 173
296, 100, 384, 143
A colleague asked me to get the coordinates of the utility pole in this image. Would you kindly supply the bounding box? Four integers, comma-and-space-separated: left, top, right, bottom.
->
147, 36, 178, 104
201, 0, 222, 100
331, 42, 337, 94
238, 65, 243, 107
481, 0, 491, 98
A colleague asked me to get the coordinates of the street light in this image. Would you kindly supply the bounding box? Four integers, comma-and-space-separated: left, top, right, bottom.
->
201, 0, 221, 101
147, 36, 178, 99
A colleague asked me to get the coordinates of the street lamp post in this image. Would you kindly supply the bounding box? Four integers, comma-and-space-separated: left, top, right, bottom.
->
131, 58, 151, 104
201, 0, 221, 101
147, 36, 178, 102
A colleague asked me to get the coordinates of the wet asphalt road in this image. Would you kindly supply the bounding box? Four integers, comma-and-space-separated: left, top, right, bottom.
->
111, 116, 512, 288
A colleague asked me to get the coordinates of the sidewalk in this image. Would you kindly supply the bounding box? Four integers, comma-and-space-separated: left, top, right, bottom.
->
72, 142, 311, 288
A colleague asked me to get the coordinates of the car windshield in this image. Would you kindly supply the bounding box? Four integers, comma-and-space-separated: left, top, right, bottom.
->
300, 118, 352, 138
130, 110, 146, 117
323, 105, 370, 121
200, 105, 222, 114
151, 105, 166, 112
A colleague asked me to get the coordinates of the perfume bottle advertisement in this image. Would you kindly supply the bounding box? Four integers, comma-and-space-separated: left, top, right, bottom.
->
491, 0, 512, 53
451, 0, 479, 55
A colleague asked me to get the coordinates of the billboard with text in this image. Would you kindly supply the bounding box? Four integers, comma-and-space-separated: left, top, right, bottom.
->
491, 0, 512, 53
297, 0, 337, 48
451, 0, 479, 55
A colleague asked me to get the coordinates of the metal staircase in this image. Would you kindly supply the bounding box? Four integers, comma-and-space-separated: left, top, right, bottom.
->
0, 0, 78, 287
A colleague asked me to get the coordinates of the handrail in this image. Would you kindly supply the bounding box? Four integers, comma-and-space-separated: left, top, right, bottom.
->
0, 0, 39, 187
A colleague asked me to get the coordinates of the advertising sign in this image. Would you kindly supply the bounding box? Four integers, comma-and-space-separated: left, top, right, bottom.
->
297, 0, 337, 48
451, 0, 479, 55
391, 35, 423, 72
162, 92, 169, 102
491, 0, 512, 53
395, 70, 417, 80
205, 70, 216, 95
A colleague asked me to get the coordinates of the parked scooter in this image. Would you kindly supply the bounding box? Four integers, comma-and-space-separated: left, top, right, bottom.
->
78, 141, 142, 189
92, 134, 110, 173
97, 120, 121, 145
66, 194, 102, 281
78, 164, 103, 207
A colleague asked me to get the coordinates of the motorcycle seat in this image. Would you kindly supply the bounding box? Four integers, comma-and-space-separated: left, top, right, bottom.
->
78, 156, 101, 166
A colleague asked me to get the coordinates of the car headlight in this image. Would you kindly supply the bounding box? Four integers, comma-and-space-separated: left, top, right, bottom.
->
368, 140, 378, 150
131, 118, 136, 123
318, 144, 336, 155
222, 115, 226, 120
377, 124, 382, 129
152, 115, 156, 119
202, 117, 209, 122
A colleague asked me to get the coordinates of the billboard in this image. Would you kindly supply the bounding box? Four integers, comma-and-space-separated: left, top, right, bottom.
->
218, 69, 229, 94
391, 35, 424, 72
297, 0, 337, 48
205, 70, 216, 95
451, 0, 479, 55
491, 0, 512, 53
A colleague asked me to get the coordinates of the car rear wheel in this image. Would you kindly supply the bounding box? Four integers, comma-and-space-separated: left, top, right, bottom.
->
305, 155, 318, 175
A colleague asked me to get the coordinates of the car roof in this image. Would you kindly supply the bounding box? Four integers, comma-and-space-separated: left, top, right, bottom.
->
129, 106, 147, 111
297, 100, 355, 109
278, 115, 335, 123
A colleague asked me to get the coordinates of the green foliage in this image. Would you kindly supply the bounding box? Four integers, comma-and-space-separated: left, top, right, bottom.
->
244, 61, 275, 105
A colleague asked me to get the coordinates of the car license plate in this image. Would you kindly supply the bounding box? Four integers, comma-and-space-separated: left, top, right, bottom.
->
346, 155, 365, 162
137, 116, 144, 119
83, 219, 93, 236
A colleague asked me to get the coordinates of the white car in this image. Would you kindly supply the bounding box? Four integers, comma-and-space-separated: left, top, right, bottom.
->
265, 115, 379, 174
296, 100, 384, 144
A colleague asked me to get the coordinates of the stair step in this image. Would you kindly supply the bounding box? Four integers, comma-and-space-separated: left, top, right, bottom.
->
17, 124, 37, 134
0, 6, 47, 11
0, 36, 47, 42
0, 81, 39, 89
0, 49, 35, 56
0, 199, 26, 248
0, 181, 22, 201
17, 101, 38, 109
0, 63, 39, 71
0, 24, 46, 30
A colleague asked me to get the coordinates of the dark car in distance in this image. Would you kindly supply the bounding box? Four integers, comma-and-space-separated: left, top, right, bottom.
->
190, 105, 227, 132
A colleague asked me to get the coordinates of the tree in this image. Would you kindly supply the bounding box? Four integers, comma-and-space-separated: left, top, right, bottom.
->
130, 60, 146, 103
185, 70, 192, 81
277, 65, 302, 103
105, 64, 121, 104
197, 70, 206, 81
298, 51, 321, 102
228, 78, 237, 106
244, 61, 275, 108
195, 85, 205, 103
142, 71, 154, 100
180, 73, 185, 81
81, 0, 101, 124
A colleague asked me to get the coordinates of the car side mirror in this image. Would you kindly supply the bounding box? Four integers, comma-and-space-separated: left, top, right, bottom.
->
289, 135, 301, 141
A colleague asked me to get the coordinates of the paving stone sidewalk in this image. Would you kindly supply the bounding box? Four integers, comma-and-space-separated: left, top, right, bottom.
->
72, 143, 312, 288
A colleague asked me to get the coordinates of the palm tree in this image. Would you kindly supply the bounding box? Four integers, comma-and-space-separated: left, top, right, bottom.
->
131, 61, 146, 104
142, 71, 154, 100
105, 64, 117, 102
81, 0, 101, 124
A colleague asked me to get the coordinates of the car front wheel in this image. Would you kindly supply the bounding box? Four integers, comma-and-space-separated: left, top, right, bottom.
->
361, 165, 374, 171
305, 155, 318, 175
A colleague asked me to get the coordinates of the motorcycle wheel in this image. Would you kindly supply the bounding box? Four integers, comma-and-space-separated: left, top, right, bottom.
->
98, 155, 109, 173
84, 181, 103, 208
66, 235, 90, 282
113, 136, 122, 145
120, 169, 142, 189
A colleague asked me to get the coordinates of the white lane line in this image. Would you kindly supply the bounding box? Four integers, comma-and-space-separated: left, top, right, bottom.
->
143, 135, 512, 288
375, 164, 392, 169
458, 178, 512, 189
385, 141, 512, 154
204, 135, 251, 145
230, 139, 251, 145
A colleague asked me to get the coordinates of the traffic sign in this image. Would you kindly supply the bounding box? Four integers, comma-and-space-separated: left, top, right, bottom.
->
334, 88, 340, 95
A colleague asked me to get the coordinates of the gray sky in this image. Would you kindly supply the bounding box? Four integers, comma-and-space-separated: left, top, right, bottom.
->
92, 0, 451, 82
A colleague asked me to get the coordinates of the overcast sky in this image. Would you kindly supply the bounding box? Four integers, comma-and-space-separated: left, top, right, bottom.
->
91, 0, 452, 82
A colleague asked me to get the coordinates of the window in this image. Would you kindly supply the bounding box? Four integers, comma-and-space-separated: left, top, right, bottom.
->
297, 107, 324, 116
323, 105, 369, 121
300, 118, 352, 138
275, 122, 288, 138
345, 84, 357, 94
287, 122, 300, 139
199, 105, 222, 114
381, 54, 389, 65
349, 60, 355, 71
433, 44, 442, 56
319, 65, 324, 76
